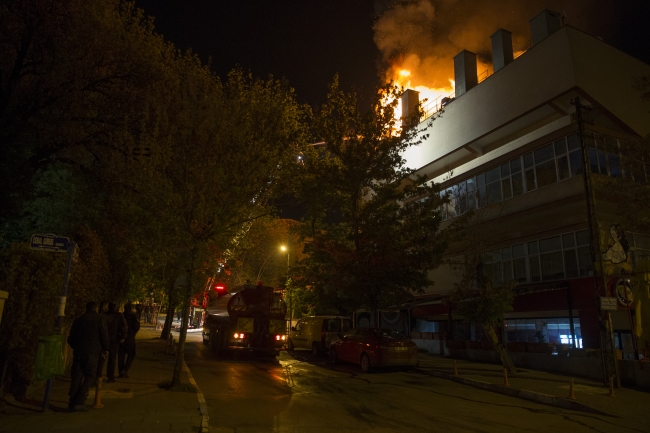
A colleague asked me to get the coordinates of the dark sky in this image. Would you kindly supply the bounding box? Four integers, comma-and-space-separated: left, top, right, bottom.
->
134, 1, 380, 106
133, 1, 650, 108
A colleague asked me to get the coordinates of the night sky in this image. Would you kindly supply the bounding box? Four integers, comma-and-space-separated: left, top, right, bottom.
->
133, 1, 650, 108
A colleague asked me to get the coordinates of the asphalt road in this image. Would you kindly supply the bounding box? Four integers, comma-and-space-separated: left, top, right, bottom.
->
182, 335, 642, 433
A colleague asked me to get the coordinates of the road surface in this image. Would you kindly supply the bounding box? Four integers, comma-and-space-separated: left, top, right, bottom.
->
181, 334, 641, 433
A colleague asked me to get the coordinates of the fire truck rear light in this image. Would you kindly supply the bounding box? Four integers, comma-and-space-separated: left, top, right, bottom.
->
275, 335, 280, 340
282, 335, 286, 341
234, 333, 245, 339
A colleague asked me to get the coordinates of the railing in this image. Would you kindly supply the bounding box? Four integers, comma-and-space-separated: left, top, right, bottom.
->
478, 69, 491, 83
421, 91, 456, 121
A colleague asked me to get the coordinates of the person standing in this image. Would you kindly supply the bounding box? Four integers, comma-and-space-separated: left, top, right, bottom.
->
97, 301, 127, 383
143, 304, 150, 324
135, 303, 143, 322
67, 301, 109, 412
118, 303, 140, 378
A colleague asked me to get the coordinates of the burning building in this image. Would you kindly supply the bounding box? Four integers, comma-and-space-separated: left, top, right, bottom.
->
389, 8, 650, 387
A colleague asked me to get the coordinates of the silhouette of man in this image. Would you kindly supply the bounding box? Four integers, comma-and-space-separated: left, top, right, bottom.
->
97, 301, 127, 383
67, 301, 109, 412
118, 303, 140, 378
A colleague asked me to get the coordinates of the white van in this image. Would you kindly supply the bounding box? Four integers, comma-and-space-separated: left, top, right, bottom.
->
288, 316, 352, 356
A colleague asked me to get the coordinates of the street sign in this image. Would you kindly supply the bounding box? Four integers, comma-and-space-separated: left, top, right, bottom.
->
600, 296, 618, 311
30, 234, 70, 253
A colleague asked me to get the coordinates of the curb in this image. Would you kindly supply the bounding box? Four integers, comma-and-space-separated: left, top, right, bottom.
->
182, 360, 209, 433
416, 368, 610, 416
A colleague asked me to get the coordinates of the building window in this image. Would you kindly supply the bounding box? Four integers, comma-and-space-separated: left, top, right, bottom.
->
504, 318, 582, 347
482, 229, 591, 284
628, 232, 650, 268
439, 131, 642, 222
441, 133, 583, 221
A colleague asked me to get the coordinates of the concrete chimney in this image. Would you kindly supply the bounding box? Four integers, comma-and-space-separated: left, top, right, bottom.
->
454, 50, 478, 97
490, 28, 514, 72
401, 89, 420, 119
529, 9, 562, 46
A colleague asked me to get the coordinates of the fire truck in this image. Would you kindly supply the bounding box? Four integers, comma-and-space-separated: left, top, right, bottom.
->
201, 282, 287, 357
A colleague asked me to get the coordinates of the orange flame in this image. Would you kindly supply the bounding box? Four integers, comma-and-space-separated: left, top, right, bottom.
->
384, 56, 455, 122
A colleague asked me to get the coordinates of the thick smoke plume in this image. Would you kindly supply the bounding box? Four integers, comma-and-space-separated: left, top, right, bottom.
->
373, 0, 618, 89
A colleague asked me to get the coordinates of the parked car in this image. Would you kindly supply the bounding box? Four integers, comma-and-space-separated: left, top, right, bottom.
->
288, 316, 352, 355
329, 327, 418, 372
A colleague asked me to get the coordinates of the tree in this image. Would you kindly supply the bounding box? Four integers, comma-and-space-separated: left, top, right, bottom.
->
448, 258, 517, 373
226, 217, 300, 288
135, 65, 309, 387
295, 77, 450, 318
441, 186, 518, 373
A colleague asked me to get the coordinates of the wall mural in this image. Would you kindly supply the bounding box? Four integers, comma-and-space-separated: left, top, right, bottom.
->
602, 224, 630, 264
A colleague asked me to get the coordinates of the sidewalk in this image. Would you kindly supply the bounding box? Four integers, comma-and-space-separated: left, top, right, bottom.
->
417, 354, 649, 426
0, 325, 202, 433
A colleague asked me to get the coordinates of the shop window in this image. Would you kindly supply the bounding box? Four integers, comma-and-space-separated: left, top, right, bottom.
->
504, 318, 582, 347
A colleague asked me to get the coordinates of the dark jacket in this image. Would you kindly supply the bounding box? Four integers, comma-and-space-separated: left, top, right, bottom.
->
123, 311, 140, 341
104, 311, 128, 343
67, 311, 110, 356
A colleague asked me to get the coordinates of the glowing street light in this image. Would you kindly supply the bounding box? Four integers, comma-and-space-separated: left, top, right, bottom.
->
280, 245, 291, 331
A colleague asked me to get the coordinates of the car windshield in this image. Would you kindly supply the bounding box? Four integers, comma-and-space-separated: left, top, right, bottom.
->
373, 329, 407, 340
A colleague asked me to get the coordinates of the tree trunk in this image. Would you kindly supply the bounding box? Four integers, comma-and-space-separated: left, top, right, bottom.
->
171, 247, 196, 388
483, 324, 517, 374
160, 279, 176, 340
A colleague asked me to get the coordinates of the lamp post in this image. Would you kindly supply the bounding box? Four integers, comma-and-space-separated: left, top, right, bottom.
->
280, 245, 291, 331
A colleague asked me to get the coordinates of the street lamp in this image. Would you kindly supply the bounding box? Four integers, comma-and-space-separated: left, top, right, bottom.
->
280, 245, 291, 331
280, 245, 289, 268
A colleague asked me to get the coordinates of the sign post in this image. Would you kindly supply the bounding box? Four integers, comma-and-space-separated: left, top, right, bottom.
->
31, 235, 78, 412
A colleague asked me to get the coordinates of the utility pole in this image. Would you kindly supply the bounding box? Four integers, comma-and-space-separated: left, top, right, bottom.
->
572, 96, 620, 387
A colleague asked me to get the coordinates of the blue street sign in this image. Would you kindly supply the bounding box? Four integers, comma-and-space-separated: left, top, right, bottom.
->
30, 234, 70, 253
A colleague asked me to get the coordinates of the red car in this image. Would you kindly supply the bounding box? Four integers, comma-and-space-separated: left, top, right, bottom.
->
329, 327, 418, 372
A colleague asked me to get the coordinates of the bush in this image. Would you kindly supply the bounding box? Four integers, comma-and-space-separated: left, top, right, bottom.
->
0, 243, 64, 398
0, 228, 111, 399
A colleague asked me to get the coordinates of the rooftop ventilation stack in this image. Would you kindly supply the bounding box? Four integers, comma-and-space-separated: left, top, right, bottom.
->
453, 50, 478, 97
529, 9, 562, 46
490, 28, 514, 72
401, 89, 420, 119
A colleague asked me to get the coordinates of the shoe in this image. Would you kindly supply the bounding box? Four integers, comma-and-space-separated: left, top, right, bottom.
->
107, 378, 117, 383
119, 371, 129, 378
71, 404, 89, 412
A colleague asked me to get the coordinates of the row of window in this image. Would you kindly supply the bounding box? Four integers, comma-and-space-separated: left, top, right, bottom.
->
440, 132, 643, 221
504, 318, 582, 347
484, 230, 592, 284
483, 230, 650, 284
441, 134, 583, 220
586, 133, 648, 183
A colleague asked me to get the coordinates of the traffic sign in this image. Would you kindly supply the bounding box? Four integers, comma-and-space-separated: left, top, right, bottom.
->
30, 234, 70, 253
600, 296, 618, 311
